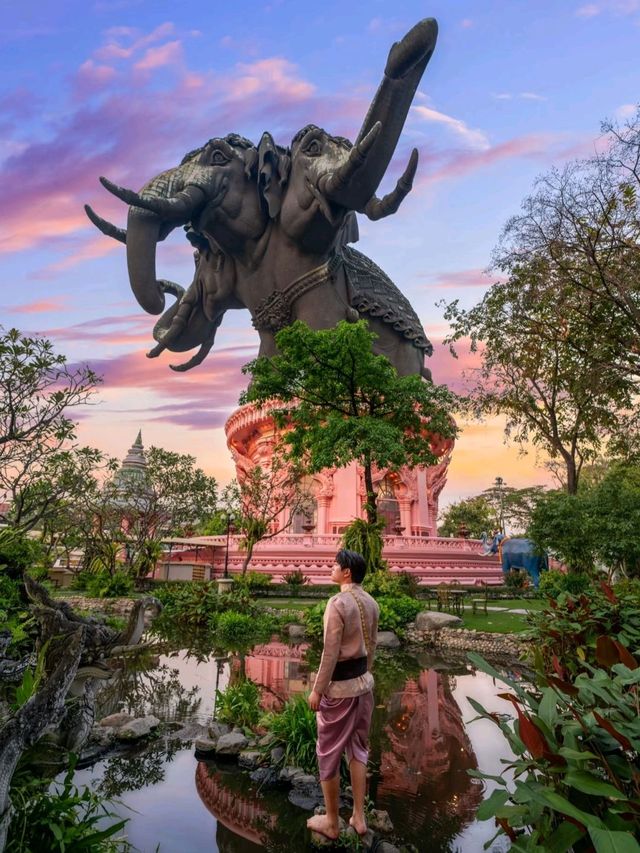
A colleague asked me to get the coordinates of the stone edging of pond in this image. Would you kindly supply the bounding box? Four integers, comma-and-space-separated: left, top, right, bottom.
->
58, 595, 136, 615
405, 623, 524, 658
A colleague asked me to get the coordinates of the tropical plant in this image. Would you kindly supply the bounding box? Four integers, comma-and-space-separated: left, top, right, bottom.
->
468, 648, 640, 852
84, 569, 134, 599
232, 570, 273, 592
7, 756, 130, 852
215, 678, 262, 728
376, 595, 423, 636
538, 570, 592, 600
342, 517, 386, 574
504, 568, 530, 591
529, 581, 640, 677
215, 610, 276, 647
284, 568, 310, 587
261, 694, 318, 773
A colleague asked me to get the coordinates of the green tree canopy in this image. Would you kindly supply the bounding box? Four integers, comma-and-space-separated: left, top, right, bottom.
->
242, 320, 457, 525
438, 496, 496, 539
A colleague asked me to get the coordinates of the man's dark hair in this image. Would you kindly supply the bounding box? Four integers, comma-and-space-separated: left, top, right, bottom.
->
336, 549, 367, 584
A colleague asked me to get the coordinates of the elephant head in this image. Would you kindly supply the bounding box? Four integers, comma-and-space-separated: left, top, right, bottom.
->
255, 18, 437, 252
86, 134, 266, 316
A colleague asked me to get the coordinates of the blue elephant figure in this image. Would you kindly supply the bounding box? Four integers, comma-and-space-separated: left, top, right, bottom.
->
499, 537, 548, 588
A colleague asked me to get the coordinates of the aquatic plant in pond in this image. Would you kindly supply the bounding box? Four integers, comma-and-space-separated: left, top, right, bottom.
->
215, 678, 262, 728
261, 694, 318, 773
7, 756, 131, 853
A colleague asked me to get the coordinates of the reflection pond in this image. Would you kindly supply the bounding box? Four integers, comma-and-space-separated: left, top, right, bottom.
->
71, 630, 519, 852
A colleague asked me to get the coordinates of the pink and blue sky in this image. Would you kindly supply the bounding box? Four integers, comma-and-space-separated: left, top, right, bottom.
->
2, 0, 638, 506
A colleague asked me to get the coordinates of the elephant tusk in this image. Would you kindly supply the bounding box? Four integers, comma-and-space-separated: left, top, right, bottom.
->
100, 176, 158, 213
364, 147, 418, 221
319, 122, 382, 207
84, 204, 127, 244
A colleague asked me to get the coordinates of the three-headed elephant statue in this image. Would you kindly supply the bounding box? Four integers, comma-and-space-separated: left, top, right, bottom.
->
86, 18, 439, 376
500, 537, 548, 588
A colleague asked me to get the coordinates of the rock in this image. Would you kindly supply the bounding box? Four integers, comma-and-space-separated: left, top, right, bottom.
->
377, 843, 401, 853
238, 750, 263, 770
376, 631, 401, 649
258, 733, 274, 748
291, 773, 317, 788
415, 611, 462, 630
216, 731, 248, 755
208, 721, 230, 740
250, 766, 280, 786
289, 780, 324, 810
117, 715, 161, 740
270, 745, 285, 764
91, 724, 116, 746
172, 721, 209, 741
288, 624, 306, 640
369, 808, 394, 833
279, 765, 305, 783
194, 737, 219, 754
98, 712, 133, 728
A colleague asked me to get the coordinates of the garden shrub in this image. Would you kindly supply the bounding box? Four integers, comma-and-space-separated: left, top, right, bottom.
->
468, 644, 640, 851
84, 569, 133, 599
215, 610, 275, 646
215, 678, 261, 728
0, 528, 43, 581
232, 570, 272, 592
284, 568, 310, 587
342, 518, 386, 573
538, 569, 592, 600
303, 601, 326, 641
261, 694, 318, 773
504, 568, 530, 591
377, 595, 423, 635
529, 580, 640, 676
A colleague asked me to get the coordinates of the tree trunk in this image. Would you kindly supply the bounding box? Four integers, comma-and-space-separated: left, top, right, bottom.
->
363, 460, 378, 525
565, 456, 579, 495
242, 541, 255, 576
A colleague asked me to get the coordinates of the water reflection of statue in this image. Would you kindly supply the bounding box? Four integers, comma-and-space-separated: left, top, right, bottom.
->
373, 669, 483, 847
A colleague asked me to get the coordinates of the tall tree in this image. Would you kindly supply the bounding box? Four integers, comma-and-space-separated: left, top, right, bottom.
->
438, 496, 496, 539
0, 328, 100, 531
443, 256, 633, 494
221, 458, 312, 575
242, 320, 457, 525
494, 108, 640, 392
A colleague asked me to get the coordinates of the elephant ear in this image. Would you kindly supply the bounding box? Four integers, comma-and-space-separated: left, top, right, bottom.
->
258, 132, 290, 218
336, 212, 359, 247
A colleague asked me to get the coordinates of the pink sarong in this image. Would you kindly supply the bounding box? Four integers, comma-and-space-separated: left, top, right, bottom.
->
316, 691, 374, 781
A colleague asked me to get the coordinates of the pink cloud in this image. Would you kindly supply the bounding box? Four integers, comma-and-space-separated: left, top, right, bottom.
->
9, 296, 68, 314
134, 40, 183, 72
420, 268, 495, 290
227, 58, 315, 101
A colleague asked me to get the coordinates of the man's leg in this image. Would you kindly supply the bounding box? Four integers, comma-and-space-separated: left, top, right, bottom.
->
348, 758, 368, 835
307, 774, 340, 839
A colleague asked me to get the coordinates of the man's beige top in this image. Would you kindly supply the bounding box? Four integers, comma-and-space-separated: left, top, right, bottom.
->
312, 582, 379, 699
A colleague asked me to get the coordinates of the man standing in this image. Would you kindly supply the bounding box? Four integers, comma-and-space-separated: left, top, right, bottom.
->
306, 549, 379, 840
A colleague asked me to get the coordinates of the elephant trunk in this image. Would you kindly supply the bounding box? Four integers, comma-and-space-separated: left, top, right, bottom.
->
125, 208, 167, 315
324, 18, 437, 212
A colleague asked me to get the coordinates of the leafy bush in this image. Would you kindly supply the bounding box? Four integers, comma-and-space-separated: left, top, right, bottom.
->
284, 568, 310, 587
364, 569, 421, 599
232, 570, 272, 592
84, 569, 133, 599
529, 580, 640, 677
215, 678, 262, 729
153, 582, 263, 629
0, 528, 43, 581
7, 756, 130, 852
261, 694, 318, 773
539, 569, 592, 600
303, 601, 326, 641
468, 646, 640, 851
504, 568, 530, 590
377, 595, 423, 635
215, 610, 275, 646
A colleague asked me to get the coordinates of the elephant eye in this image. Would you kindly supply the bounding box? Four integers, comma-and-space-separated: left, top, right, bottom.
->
210, 150, 230, 165
304, 139, 322, 156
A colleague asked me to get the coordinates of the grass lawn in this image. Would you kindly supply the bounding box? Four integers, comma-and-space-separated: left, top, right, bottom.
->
459, 610, 531, 633
263, 598, 317, 611
483, 598, 544, 611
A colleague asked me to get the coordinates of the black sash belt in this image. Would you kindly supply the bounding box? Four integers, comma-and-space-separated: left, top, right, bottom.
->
332, 655, 368, 682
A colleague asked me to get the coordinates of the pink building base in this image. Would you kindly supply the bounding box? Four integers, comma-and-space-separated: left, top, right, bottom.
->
156, 402, 503, 584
